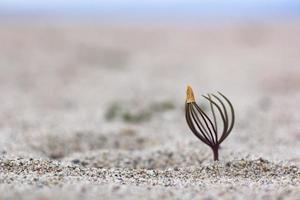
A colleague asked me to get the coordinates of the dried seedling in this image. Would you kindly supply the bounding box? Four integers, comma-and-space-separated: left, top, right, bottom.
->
185, 85, 235, 161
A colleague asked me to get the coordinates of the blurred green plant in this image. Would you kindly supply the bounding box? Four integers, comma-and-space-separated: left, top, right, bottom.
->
151, 100, 175, 112
122, 111, 152, 123
105, 100, 175, 123
105, 102, 122, 121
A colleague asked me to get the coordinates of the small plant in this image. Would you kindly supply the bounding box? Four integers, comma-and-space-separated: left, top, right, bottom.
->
105, 102, 122, 121
105, 100, 175, 123
122, 110, 152, 123
151, 100, 175, 112
185, 85, 235, 161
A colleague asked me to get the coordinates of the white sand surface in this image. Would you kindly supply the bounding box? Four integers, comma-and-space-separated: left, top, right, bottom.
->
0, 20, 300, 199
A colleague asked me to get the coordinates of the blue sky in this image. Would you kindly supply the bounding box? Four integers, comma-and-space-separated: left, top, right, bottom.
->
1, 0, 299, 20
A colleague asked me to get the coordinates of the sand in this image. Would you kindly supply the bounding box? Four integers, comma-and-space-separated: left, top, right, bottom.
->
0, 20, 300, 199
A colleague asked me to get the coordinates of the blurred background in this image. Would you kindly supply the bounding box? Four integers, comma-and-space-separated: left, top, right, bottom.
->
0, 0, 300, 162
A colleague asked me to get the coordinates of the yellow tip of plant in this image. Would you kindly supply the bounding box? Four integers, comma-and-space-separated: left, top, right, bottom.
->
186, 85, 195, 103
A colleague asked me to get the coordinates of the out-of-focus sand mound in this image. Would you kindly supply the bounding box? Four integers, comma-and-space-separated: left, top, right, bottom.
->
0, 20, 300, 199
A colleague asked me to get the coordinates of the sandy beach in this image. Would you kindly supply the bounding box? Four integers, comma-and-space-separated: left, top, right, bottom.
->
0, 20, 300, 199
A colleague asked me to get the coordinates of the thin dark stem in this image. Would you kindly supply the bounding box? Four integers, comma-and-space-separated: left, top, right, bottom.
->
212, 147, 219, 161
186, 104, 211, 146
193, 103, 217, 143
208, 94, 218, 144
202, 95, 228, 141
190, 107, 213, 146
218, 92, 235, 144
190, 106, 214, 146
